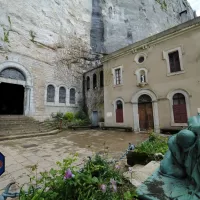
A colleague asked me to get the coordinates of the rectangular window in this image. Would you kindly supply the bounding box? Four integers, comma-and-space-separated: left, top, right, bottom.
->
115, 68, 121, 85
168, 51, 181, 73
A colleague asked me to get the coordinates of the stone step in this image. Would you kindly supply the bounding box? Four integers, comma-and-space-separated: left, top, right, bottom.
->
131, 164, 144, 171
0, 115, 31, 120
123, 161, 160, 188
0, 116, 57, 139
0, 127, 56, 136
0, 123, 54, 130
0, 119, 37, 123
0, 129, 60, 141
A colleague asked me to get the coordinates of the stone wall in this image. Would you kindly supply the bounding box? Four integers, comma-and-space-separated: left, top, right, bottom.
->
100, 0, 194, 53
83, 66, 104, 123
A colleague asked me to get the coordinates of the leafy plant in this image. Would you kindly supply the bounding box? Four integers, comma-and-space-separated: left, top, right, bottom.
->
155, 0, 167, 11
74, 110, 88, 120
3, 27, 9, 43
51, 112, 64, 129
135, 133, 168, 155
64, 112, 74, 122
30, 30, 36, 42
19, 154, 138, 200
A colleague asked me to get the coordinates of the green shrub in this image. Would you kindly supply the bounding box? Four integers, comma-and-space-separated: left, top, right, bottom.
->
51, 112, 64, 120
64, 112, 74, 122
135, 133, 168, 155
74, 110, 88, 120
19, 154, 138, 200
99, 117, 104, 122
69, 118, 90, 126
51, 112, 64, 129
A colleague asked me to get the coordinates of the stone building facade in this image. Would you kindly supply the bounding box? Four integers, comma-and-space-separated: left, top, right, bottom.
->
102, 17, 200, 133
83, 65, 104, 126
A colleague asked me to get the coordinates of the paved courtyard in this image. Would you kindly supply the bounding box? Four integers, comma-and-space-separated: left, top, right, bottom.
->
0, 129, 148, 194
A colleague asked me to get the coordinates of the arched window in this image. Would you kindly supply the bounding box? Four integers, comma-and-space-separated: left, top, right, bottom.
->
138, 94, 152, 103
0, 68, 26, 81
93, 74, 97, 89
116, 100, 124, 123
86, 76, 90, 90
70, 88, 76, 104
173, 93, 187, 123
47, 85, 55, 102
59, 87, 66, 103
100, 71, 104, 87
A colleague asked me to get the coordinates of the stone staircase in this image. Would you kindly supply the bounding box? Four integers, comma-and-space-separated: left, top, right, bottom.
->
123, 161, 160, 188
0, 115, 59, 141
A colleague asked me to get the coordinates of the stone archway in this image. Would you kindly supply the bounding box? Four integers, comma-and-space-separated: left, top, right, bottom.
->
0, 61, 33, 116
131, 89, 160, 133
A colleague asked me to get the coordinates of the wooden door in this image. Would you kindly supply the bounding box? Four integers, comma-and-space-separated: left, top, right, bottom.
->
138, 103, 154, 131
116, 100, 124, 123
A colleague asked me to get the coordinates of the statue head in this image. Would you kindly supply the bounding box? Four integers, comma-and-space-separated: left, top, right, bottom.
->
176, 129, 196, 149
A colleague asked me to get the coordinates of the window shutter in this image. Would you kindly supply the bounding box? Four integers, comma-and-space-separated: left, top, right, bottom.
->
173, 104, 187, 123
116, 109, 124, 123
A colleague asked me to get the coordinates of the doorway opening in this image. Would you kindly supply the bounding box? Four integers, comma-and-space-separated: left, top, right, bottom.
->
92, 111, 98, 126
0, 83, 24, 115
138, 94, 154, 131
116, 100, 124, 123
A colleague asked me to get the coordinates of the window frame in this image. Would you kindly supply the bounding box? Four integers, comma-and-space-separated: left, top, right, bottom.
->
100, 71, 104, 88
59, 86, 66, 104
167, 90, 190, 126
134, 52, 147, 65
69, 88, 76, 105
163, 47, 185, 76
86, 76, 90, 91
46, 84, 55, 103
112, 66, 123, 86
93, 73, 97, 89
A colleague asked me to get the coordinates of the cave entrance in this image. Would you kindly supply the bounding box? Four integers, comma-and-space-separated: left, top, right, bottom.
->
0, 83, 24, 115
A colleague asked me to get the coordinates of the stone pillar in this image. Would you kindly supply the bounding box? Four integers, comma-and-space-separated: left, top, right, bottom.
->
152, 101, 160, 134
133, 103, 140, 132
24, 85, 31, 116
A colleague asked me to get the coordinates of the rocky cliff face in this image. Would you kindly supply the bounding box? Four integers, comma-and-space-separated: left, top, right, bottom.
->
91, 0, 195, 53
0, 0, 194, 60
0, 0, 92, 63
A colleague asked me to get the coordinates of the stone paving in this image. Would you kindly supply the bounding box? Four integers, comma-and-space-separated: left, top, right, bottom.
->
0, 129, 148, 194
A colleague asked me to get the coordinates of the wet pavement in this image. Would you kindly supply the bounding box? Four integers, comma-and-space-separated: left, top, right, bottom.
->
0, 129, 148, 193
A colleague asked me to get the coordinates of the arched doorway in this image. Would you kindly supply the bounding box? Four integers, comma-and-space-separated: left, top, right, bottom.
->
0, 62, 33, 116
138, 94, 154, 131
0, 68, 25, 115
116, 100, 124, 123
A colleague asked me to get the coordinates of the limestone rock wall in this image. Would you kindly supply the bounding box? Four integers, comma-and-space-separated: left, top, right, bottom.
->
100, 0, 195, 53
0, 0, 92, 119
